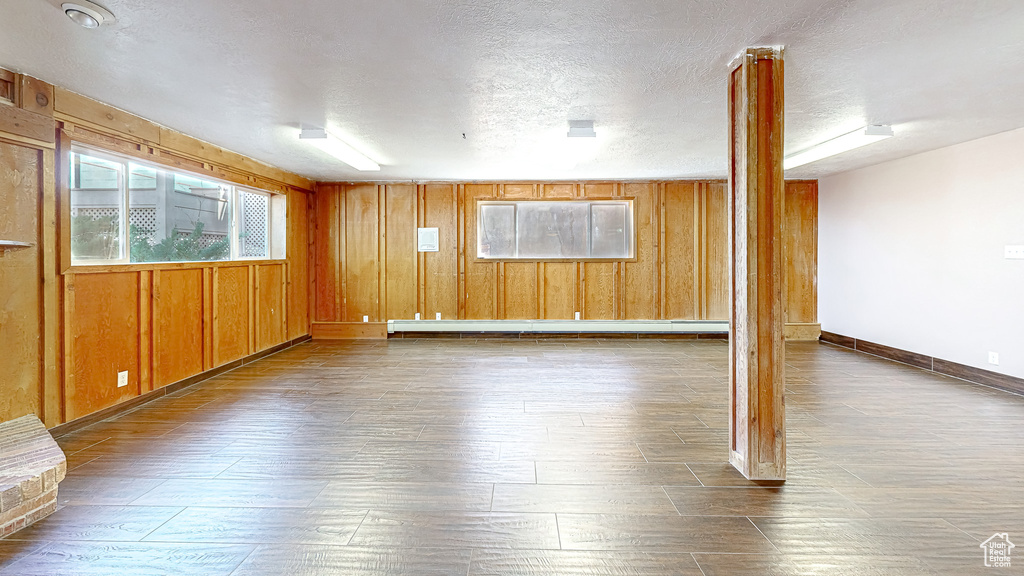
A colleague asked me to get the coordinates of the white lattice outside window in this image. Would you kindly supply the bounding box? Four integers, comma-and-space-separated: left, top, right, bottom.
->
238, 189, 270, 259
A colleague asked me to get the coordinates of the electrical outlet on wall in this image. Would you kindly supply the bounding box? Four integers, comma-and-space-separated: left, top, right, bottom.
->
435, 312, 442, 320
1005, 245, 1024, 259
414, 313, 421, 320
989, 352, 1000, 365
363, 315, 369, 323
117, 370, 128, 388
575, 311, 581, 320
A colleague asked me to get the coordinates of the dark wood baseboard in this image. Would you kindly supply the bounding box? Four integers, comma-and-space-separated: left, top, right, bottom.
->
853, 338, 933, 370
819, 331, 855, 349
820, 331, 1024, 396
388, 331, 729, 340
49, 334, 312, 438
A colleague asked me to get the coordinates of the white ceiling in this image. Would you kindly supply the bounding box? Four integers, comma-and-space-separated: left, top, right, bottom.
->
2, 0, 1023, 182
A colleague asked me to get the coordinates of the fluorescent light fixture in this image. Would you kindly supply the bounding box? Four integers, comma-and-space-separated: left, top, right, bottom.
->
567, 120, 597, 138
784, 125, 893, 170
299, 128, 380, 171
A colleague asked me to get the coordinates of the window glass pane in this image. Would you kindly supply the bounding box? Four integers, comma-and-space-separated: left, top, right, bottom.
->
590, 203, 630, 258
478, 204, 515, 258
238, 190, 270, 258
476, 200, 633, 260
128, 164, 231, 263
128, 164, 157, 190
516, 202, 589, 258
70, 151, 123, 260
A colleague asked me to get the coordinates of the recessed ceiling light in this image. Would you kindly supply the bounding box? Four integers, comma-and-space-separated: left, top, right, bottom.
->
62, 1, 116, 28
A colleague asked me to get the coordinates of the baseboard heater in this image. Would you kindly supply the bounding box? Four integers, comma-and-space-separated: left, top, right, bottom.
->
386, 319, 729, 335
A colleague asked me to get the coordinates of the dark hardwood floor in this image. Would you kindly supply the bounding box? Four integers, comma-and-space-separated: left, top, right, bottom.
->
2, 338, 1022, 575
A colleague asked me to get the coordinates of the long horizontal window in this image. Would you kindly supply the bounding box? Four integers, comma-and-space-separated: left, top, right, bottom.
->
70, 147, 283, 265
477, 200, 634, 260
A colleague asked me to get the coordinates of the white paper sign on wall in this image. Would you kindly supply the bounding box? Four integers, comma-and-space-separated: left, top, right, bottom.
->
418, 227, 439, 252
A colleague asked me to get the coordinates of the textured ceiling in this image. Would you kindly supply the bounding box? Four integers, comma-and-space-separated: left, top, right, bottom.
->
2, 0, 1023, 181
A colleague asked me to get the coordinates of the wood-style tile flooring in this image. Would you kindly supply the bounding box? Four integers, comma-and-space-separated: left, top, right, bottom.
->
3, 338, 1023, 575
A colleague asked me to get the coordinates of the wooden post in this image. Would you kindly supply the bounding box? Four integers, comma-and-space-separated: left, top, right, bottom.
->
728, 47, 786, 482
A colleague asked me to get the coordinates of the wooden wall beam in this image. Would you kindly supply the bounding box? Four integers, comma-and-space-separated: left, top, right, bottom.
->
457, 184, 467, 320
0, 104, 55, 146
40, 143, 59, 428
202, 267, 214, 370
139, 271, 152, 393
728, 47, 786, 482
417, 185, 426, 316
254, 265, 262, 351
52, 87, 313, 191
0, 69, 16, 106
378, 185, 387, 322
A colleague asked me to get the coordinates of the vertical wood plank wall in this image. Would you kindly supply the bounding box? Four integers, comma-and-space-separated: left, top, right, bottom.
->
0, 71, 59, 427
0, 133, 53, 423
0, 69, 315, 428
65, 259, 302, 421
313, 181, 818, 324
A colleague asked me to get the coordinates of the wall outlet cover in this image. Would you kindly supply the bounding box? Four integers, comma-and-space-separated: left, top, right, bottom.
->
117, 370, 128, 388
988, 352, 1000, 365
435, 312, 442, 320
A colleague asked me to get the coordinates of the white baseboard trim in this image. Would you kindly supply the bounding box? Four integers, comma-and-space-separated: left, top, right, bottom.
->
387, 319, 729, 334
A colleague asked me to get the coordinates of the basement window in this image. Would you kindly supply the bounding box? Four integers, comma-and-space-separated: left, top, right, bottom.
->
69, 147, 285, 265
477, 199, 634, 260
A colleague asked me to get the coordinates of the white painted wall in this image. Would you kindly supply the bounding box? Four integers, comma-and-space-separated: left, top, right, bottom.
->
819, 127, 1024, 379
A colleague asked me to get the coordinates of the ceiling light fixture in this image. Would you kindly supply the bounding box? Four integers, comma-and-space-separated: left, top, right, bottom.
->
567, 120, 597, 138
299, 128, 380, 171
784, 125, 893, 170
61, 1, 115, 28
555, 120, 599, 169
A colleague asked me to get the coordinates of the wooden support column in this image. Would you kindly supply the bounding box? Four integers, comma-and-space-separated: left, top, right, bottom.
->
727, 47, 786, 482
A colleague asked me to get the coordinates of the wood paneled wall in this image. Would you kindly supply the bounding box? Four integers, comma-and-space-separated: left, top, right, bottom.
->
54, 92, 314, 422
0, 71, 60, 426
785, 180, 818, 324
65, 262, 295, 419
313, 181, 817, 324
0, 69, 313, 428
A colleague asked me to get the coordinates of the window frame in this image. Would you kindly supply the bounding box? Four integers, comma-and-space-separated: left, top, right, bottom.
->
69, 146, 131, 265
68, 144, 283, 267
474, 197, 637, 262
